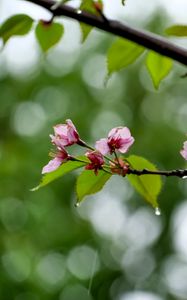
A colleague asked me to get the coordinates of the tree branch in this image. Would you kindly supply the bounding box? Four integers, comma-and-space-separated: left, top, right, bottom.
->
128, 168, 187, 178
23, 0, 187, 66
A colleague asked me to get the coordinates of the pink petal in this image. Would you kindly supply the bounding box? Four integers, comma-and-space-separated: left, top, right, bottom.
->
108, 127, 118, 138
53, 124, 67, 138
53, 120, 79, 146
180, 150, 187, 160
119, 127, 132, 139
184, 141, 187, 150
42, 157, 63, 174
180, 141, 187, 160
95, 138, 110, 155
67, 129, 78, 144
118, 136, 135, 153
108, 127, 131, 139
50, 134, 68, 148
66, 119, 76, 131
66, 119, 79, 143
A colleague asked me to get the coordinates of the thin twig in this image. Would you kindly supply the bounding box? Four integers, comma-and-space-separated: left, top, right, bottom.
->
23, 0, 187, 66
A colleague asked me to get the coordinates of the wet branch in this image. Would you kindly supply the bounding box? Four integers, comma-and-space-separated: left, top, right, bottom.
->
24, 0, 187, 66
128, 168, 187, 178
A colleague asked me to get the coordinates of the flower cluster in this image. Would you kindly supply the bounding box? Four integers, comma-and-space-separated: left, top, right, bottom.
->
42, 119, 187, 176
42, 119, 80, 174
42, 119, 135, 175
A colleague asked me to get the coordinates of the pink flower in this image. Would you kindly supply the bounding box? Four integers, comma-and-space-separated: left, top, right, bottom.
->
110, 158, 129, 177
180, 141, 187, 160
50, 119, 79, 148
95, 126, 134, 155
85, 151, 104, 175
42, 148, 69, 174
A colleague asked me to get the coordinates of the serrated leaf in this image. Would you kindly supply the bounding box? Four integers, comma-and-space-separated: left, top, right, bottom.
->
35, 21, 64, 52
126, 155, 162, 208
107, 38, 145, 76
165, 25, 187, 36
76, 170, 111, 203
146, 51, 173, 89
32, 157, 87, 191
0, 14, 33, 44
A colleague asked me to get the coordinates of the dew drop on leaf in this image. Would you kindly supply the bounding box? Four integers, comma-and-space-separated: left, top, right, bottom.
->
155, 207, 161, 216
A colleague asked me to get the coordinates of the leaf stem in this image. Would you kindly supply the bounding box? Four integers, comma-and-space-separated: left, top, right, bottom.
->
70, 156, 88, 164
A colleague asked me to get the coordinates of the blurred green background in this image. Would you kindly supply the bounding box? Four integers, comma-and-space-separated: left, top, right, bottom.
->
1, 1, 187, 300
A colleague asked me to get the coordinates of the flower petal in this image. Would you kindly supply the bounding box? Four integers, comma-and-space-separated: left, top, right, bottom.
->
180, 141, 187, 160
53, 124, 67, 138
50, 134, 69, 148
66, 119, 79, 143
42, 157, 63, 174
86, 150, 104, 165
118, 136, 135, 153
108, 126, 131, 139
95, 138, 110, 155
52, 120, 79, 146
180, 150, 187, 160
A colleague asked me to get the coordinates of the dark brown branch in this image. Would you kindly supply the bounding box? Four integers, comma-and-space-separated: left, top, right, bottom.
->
23, 0, 187, 66
128, 168, 187, 178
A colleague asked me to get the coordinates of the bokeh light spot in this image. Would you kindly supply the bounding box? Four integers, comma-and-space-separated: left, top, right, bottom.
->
12, 101, 46, 136
2, 250, 31, 282
35, 86, 69, 120
36, 252, 66, 290
0, 197, 28, 232
67, 246, 99, 280
119, 291, 163, 300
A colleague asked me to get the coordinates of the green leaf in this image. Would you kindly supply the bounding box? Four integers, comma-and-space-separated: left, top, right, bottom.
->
0, 14, 33, 44
122, 0, 126, 5
79, 0, 95, 42
35, 21, 64, 52
107, 38, 145, 76
80, 0, 96, 13
165, 25, 187, 36
32, 157, 87, 191
76, 170, 111, 203
126, 155, 162, 208
146, 51, 173, 89
80, 23, 92, 42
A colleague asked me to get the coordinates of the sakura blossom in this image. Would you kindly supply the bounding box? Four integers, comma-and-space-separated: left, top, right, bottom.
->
42, 148, 69, 174
50, 119, 80, 147
95, 126, 134, 155
110, 158, 129, 177
180, 141, 187, 160
85, 150, 104, 175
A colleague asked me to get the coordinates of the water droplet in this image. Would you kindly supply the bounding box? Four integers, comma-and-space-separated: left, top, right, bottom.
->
182, 175, 187, 179
74, 202, 80, 208
77, 9, 82, 14
155, 207, 161, 216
